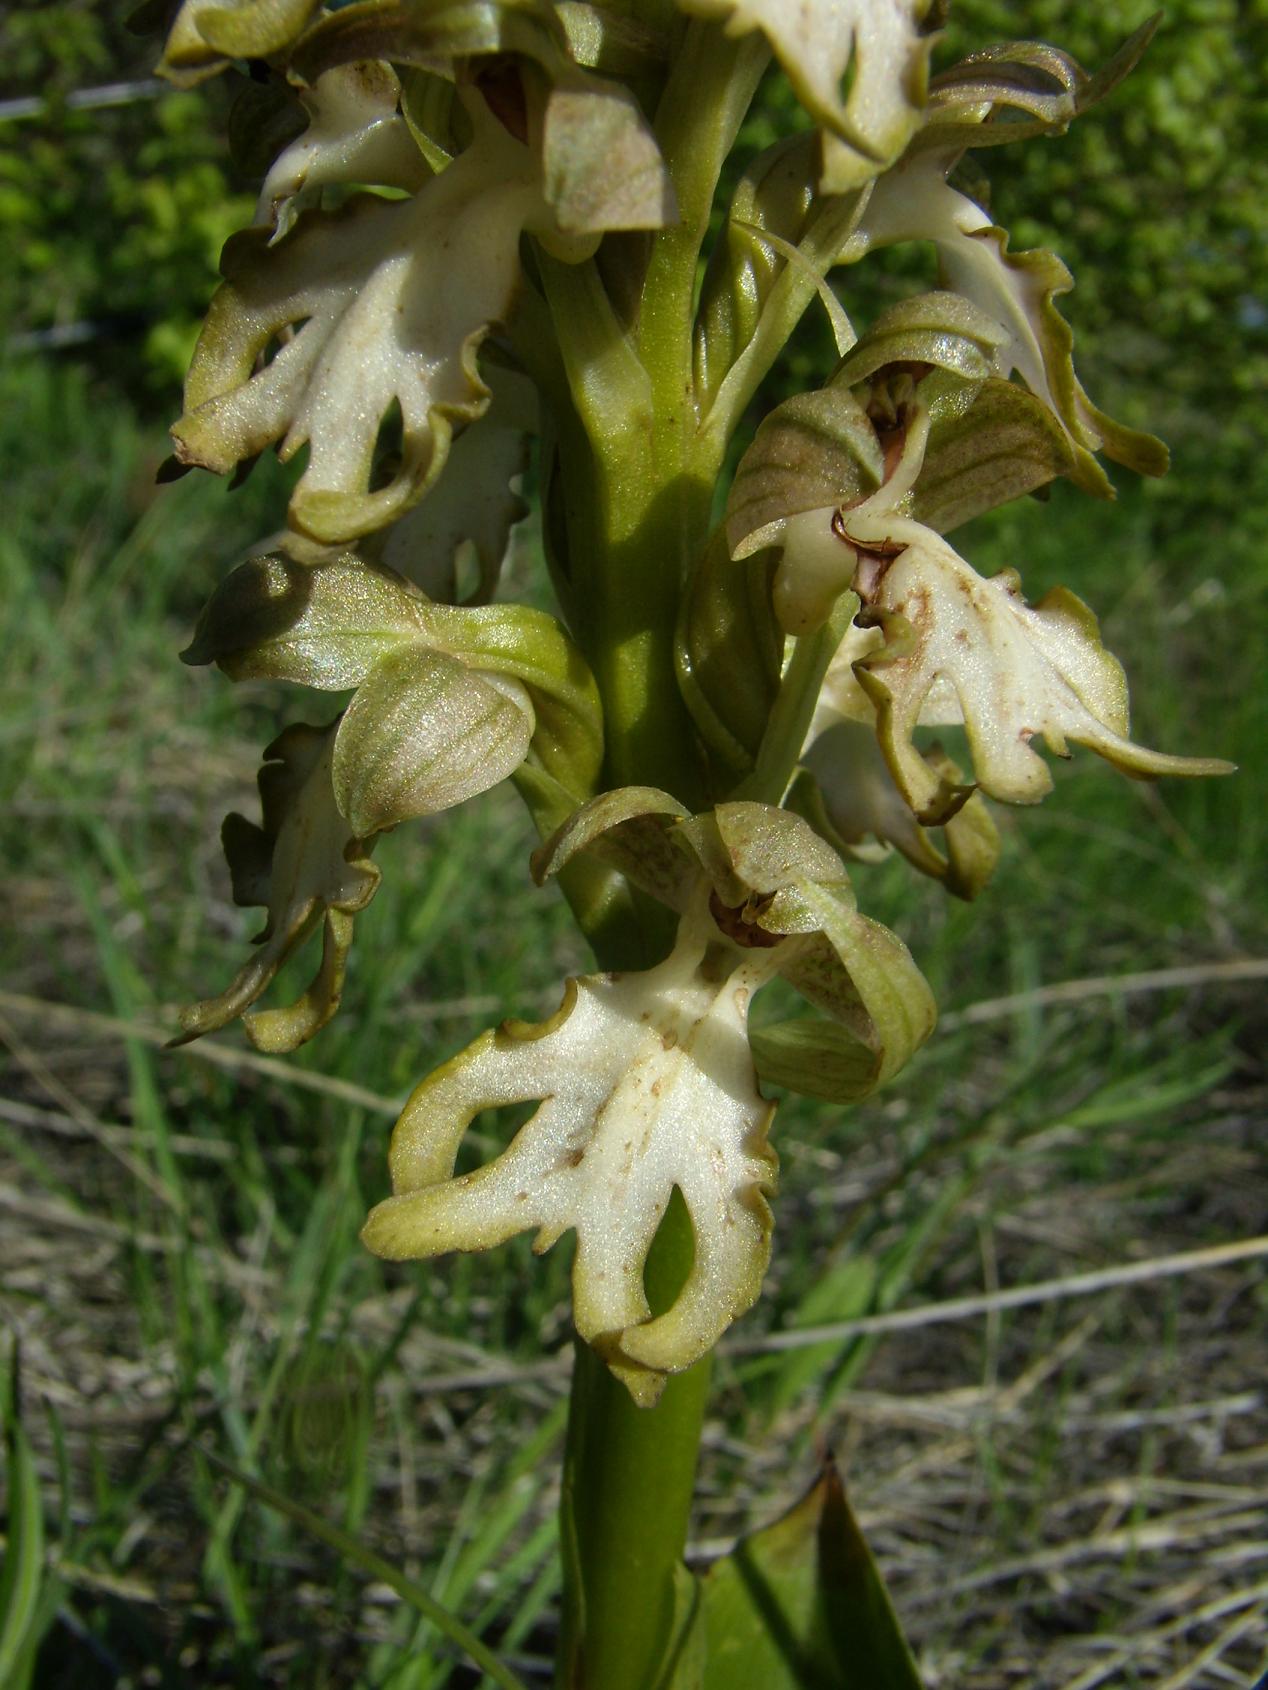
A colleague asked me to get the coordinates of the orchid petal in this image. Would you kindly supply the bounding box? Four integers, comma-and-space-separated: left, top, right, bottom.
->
256, 62, 430, 241
333, 645, 535, 835
801, 722, 999, 900
844, 514, 1233, 815
173, 96, 543, 543
677, 0, 937, 193
363, 895, 782, 1398
855, 156, 1167, 492
377, 366, 534, 603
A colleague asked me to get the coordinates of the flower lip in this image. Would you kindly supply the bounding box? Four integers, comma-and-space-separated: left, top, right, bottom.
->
361, 890, 785, 1401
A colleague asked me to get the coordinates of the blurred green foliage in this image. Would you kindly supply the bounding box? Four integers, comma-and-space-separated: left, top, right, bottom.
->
0, 1, 251, 390
944, 0, 1268, 471
0, 0, 1262, 468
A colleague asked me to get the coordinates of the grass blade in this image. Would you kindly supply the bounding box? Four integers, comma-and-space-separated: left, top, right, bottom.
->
0, 1366, 47, 1688
199, 1445, 532, 1690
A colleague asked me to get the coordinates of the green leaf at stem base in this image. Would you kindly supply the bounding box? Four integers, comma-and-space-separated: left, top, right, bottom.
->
667, 1458, 925, 1690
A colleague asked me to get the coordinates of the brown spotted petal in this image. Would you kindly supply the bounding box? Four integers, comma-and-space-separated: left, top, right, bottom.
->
362, 891, 783, 1403
843, 513, 1233, 817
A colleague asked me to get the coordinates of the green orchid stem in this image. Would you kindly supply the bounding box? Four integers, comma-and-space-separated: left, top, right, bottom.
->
556, 1192, 709, 1690
544, 33, 777, 1686
536, 25, 767, 810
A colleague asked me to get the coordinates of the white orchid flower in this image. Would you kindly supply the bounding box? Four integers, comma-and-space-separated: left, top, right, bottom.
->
773, 410, 1230, 819
172, 67, 672, 544
365, 887, 784, 1403
363, 796, 936, 1399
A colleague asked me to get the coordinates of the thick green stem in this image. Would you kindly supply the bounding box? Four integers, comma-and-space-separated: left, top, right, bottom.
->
536, 26, 768, 804
541, 37, 775, 1683
556, 1194, 709, 1690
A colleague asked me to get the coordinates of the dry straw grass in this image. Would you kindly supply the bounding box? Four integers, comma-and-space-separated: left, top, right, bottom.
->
3, 953, 1264, 1685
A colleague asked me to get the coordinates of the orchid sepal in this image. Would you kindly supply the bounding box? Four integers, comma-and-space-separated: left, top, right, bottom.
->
536, 794, 938, 1102
183, 551, 604, 806
674, 0, 938, 194
157, 0, 322, 88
